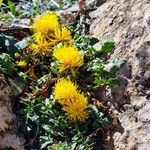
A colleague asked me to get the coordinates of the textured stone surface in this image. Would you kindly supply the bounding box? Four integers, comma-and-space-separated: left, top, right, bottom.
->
90, 0, 150, 149
56, 10, 76, 25
0, 75, 24, 150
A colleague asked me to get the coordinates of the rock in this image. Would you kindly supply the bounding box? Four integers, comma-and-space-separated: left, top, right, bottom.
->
86, 0, 107, 9
96, 0, 107, 6
144, 70, 150, 81
66, 2, 79, 12
57, 10, 76, 25
112, 97, 150, 150
11, 19, 31, 28
138, 102, 150, 125
0, 75, 25, 149
86, 0, 97, 9
90, 0, 150, 149
143, 10, 150, 30
67, 0, 107, 13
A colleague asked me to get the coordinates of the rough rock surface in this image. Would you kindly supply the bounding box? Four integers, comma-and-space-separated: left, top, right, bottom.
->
90, 0, 150, 149
0, 75, 24, 150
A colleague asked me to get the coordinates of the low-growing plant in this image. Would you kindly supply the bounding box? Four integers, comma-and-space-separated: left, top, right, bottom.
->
0, 12, 124, 149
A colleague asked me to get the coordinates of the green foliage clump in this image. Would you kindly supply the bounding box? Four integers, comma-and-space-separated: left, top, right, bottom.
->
0, 13, 125, 149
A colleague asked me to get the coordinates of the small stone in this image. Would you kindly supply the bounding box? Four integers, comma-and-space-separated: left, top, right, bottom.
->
11, 19, 31, 28
86, 0, 97, 9
143, 10, 150, 28
20, 19, 31, 26
137, 85, 145, 91
144, 70, 150, 81
133, 99, 146, 111
118, 16, 124, 23
138, 102, 150, 123
66, 2, 79, 12
57, 10, 76, 25
146, 90, 150, 95
146, 15, 150, 25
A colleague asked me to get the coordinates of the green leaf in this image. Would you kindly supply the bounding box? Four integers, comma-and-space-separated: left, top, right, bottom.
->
0, 53, 16, 76
0, 34, 18, 56
30, 114, 39, 122
97, 111, 111, 126
8, 1, 18, 16
48, 142, 70, 150
106, 78, 118, 87
94, 77, 106, 86
15, 37, 31, 49
0, 0, 3, 5
8, 75, 26, 96
100, 41, 114, 54
104, 58, 125, 72
99, 116, 111, 126
90, 105, 99, 114
50, 66, 58, 75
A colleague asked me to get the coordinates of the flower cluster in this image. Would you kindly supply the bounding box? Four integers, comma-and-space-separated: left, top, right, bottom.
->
29, 12, 89, 122
54, 79, 89, 122
29, 12, 73, 57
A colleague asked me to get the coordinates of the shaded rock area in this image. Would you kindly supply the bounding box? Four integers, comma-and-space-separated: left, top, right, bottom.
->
0, 75, 24, 150
89, 0, 150, 149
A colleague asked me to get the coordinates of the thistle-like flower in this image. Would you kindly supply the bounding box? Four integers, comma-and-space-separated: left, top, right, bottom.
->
53, 45, 83, 72
63, 93, 89, 122
52, 26, 73, 43
53, 79, 78, 105
29, 32, 52, 57
16, 60, 27, 68
31, 12, 59, 34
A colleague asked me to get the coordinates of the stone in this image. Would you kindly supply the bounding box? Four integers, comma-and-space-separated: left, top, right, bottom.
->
90, 0, 150, 149
11, 19, 31, 28
66, 2, 79, 12
56, 10, 76, 25
143, 10, 150, 29
138, 102, 150, 124
0, 75, 25, 149
96, 0, 107, 6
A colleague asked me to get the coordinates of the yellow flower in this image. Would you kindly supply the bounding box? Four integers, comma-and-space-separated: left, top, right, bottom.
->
16, 60, 27, 68
29, 32, 52, 57
52, 26, 73, 43
53, 79, 78, 105
31, 12, 59, 34
53, 45, 83, 72
63, 93, 89, 122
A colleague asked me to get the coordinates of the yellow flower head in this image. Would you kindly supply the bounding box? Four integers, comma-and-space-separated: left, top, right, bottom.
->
53, 79, 78, 104
63, 93, 89, 122
52, 26, 73, 43
53, 45, 83, 72
29, 32, 51, 57
31, 12, 59, 34
16, 60, 27, 68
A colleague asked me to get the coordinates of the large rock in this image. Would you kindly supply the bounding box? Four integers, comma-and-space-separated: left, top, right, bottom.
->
90, 0, 150, 149
0, 75, 24, 150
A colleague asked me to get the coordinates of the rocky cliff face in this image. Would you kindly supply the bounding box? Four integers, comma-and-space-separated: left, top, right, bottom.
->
0, 75, 24, 150
89, 0, 150, 149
